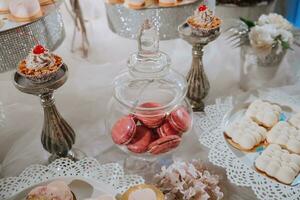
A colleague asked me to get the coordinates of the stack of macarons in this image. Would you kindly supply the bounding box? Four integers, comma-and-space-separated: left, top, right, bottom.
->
111, 102, 192, 155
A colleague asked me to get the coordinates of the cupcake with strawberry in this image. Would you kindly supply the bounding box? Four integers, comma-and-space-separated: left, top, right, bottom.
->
18, 44, 63, 83
187, 4, 221, 37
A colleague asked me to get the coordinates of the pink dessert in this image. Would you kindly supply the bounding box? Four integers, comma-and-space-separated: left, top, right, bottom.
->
26, 180, 73, 200
157, 121, 180, 137
148, 135, 181, 155
111, 102, 191, 155
111, 115, 136, 145
127, 125, 153, 153
168, 106, 191, 133
136, 102, 165, 128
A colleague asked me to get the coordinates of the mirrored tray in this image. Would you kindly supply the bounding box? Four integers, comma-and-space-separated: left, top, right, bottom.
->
221, 101, 300, 187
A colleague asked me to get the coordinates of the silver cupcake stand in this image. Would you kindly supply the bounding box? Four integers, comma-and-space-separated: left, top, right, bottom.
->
13, 65, 83, 162
5, 3, 82, 162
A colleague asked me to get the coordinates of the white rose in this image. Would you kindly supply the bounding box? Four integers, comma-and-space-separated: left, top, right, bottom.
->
257, 13, 293, 30
277, 28, 294, 44
249, 24, 276, 56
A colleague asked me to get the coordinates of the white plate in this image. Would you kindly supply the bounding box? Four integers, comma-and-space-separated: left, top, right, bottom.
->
222, 101, 300, 186
7, 177, 116, 200
0, 157, 144, 200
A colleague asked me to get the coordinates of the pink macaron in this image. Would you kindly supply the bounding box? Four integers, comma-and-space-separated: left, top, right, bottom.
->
156, 121, 180, 137
135, 102, 166, 128
168, 106, 191, 133
111, 115, 136, 145
148, 135, 181, 155
127, 125, 153, 153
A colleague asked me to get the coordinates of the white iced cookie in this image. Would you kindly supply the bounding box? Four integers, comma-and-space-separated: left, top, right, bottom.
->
225, 117, 267, 150
26, 180, 73, 200
245, 100, 281, 129
290, 112, 300, 130
255, 144, 300, 184
267, 121, 300, 154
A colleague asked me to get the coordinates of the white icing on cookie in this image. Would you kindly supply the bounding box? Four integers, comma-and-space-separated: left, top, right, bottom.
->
255, 144, 300, 184
245, 100, 281, 128
226, 117, 267, 150
267, 121, 300, 154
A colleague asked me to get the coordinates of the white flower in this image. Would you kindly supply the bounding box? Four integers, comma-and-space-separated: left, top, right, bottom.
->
277, 28, 293, 44
154, 160, 223, 200
249, 22, 294, 56
257, 13, 293, 31
249, 24, 276, 56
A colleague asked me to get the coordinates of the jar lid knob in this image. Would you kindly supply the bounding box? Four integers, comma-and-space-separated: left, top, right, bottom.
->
137, 19, 159, 57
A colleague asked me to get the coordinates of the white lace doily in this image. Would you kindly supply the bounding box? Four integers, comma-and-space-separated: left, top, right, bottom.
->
194, 90, 300, 200
0, 157, 144, 200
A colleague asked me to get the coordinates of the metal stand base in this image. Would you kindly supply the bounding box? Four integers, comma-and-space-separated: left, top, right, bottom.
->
13, 64, 81, 162
48, 148, 87, 163
178, 23, 220, 112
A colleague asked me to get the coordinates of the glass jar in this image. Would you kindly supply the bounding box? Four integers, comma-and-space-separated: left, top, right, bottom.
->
106, 20, 193, 159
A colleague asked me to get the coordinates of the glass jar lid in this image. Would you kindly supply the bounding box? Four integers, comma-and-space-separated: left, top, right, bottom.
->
113, 20, 187, 112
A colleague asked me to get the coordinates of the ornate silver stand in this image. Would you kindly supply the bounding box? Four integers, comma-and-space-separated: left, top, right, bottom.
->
178, 23, 220, 111
13, 65, 78, 162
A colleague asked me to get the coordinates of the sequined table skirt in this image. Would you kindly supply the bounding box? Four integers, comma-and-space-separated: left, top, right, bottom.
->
0, 10, 65, 73
105, 0, 201, 40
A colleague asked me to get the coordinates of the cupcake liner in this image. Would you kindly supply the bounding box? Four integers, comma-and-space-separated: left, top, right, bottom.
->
18, 63, 62, 84
186, 15, 221, 37
18, 54, 63, 84
190, 25, 220, 37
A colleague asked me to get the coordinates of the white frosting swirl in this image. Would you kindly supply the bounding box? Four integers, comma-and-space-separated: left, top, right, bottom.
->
25, 48, 56, 70
193, 8, 214, 25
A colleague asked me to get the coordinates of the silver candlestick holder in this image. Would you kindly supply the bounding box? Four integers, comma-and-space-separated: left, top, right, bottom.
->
178, 23, 220, 111
13, 64, 79, 162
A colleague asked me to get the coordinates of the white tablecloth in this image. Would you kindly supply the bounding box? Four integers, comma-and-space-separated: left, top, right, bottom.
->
1, 1, 300, 199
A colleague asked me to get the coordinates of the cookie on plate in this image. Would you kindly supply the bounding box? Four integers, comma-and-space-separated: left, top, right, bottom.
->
26, 180, 74, 200
289, 112, 300, 130
255, 144, 300, 185
225, 117, 267, 151
245, 100, 281, 129
266, 121, 300, 154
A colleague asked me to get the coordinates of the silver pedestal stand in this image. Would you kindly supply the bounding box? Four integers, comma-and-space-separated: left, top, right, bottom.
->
178, 23, 220, 112
13, 65, 81, 162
